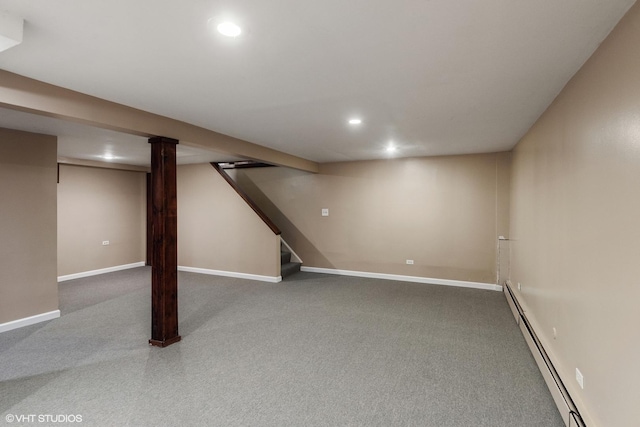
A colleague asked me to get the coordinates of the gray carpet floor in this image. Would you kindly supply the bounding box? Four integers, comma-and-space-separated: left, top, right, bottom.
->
1, 268, 563, 426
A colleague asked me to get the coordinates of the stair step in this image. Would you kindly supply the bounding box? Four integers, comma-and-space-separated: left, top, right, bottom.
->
281, 250, 291, 265
281, 261, 301, 279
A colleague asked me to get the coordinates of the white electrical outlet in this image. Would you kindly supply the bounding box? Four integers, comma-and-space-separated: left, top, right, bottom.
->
553, 327, 557, 339
406, 260, 414, 265
102, 241, 110, 246
576, 368, 584, 389
517, 282, 521, 290
321, 208, 329, 217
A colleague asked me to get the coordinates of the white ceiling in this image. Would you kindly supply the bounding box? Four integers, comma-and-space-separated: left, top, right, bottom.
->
0, 0, 635, 164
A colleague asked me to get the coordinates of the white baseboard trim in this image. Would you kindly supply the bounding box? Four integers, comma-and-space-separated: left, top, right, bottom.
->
300, 266, 502, 291
0, 310, 61, 333
178, 266, 282, 283
58, 262, 146, 282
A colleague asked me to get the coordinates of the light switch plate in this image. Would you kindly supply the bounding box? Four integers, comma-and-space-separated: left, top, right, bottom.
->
321, 208, 329, 217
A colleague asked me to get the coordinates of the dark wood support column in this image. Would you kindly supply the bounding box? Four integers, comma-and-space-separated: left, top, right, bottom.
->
146, 172, 152, 266
148, 136, 181, 347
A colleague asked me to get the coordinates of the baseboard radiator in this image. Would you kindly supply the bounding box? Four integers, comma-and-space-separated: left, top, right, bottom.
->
503, 282, 586, 427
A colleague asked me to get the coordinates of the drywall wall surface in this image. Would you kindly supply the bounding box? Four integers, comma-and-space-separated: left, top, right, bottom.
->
238, 153, 510, 284
509, 3, 640, 425
57, 164, 146, 276
0, 128, 58, 324
177, 164, 279, 278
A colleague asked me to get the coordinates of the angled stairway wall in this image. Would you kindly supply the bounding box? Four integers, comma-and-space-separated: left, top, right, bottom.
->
177, 163, 281, 281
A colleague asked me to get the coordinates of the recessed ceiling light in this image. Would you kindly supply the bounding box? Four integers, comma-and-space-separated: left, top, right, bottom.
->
101, 154, 116, 160
217, 22, 242, 37
348, 118, 362, 125
386, 145, 397, 153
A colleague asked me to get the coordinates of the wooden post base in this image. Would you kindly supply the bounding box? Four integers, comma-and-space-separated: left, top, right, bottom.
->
149, 336, 182, 348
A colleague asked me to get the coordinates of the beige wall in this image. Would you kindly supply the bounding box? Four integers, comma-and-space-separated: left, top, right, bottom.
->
57, 164, 146, 276
177, 163, 280, 278
0, 128, 58, 324
238, 152, 510, 284
509, 3, 640, 426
